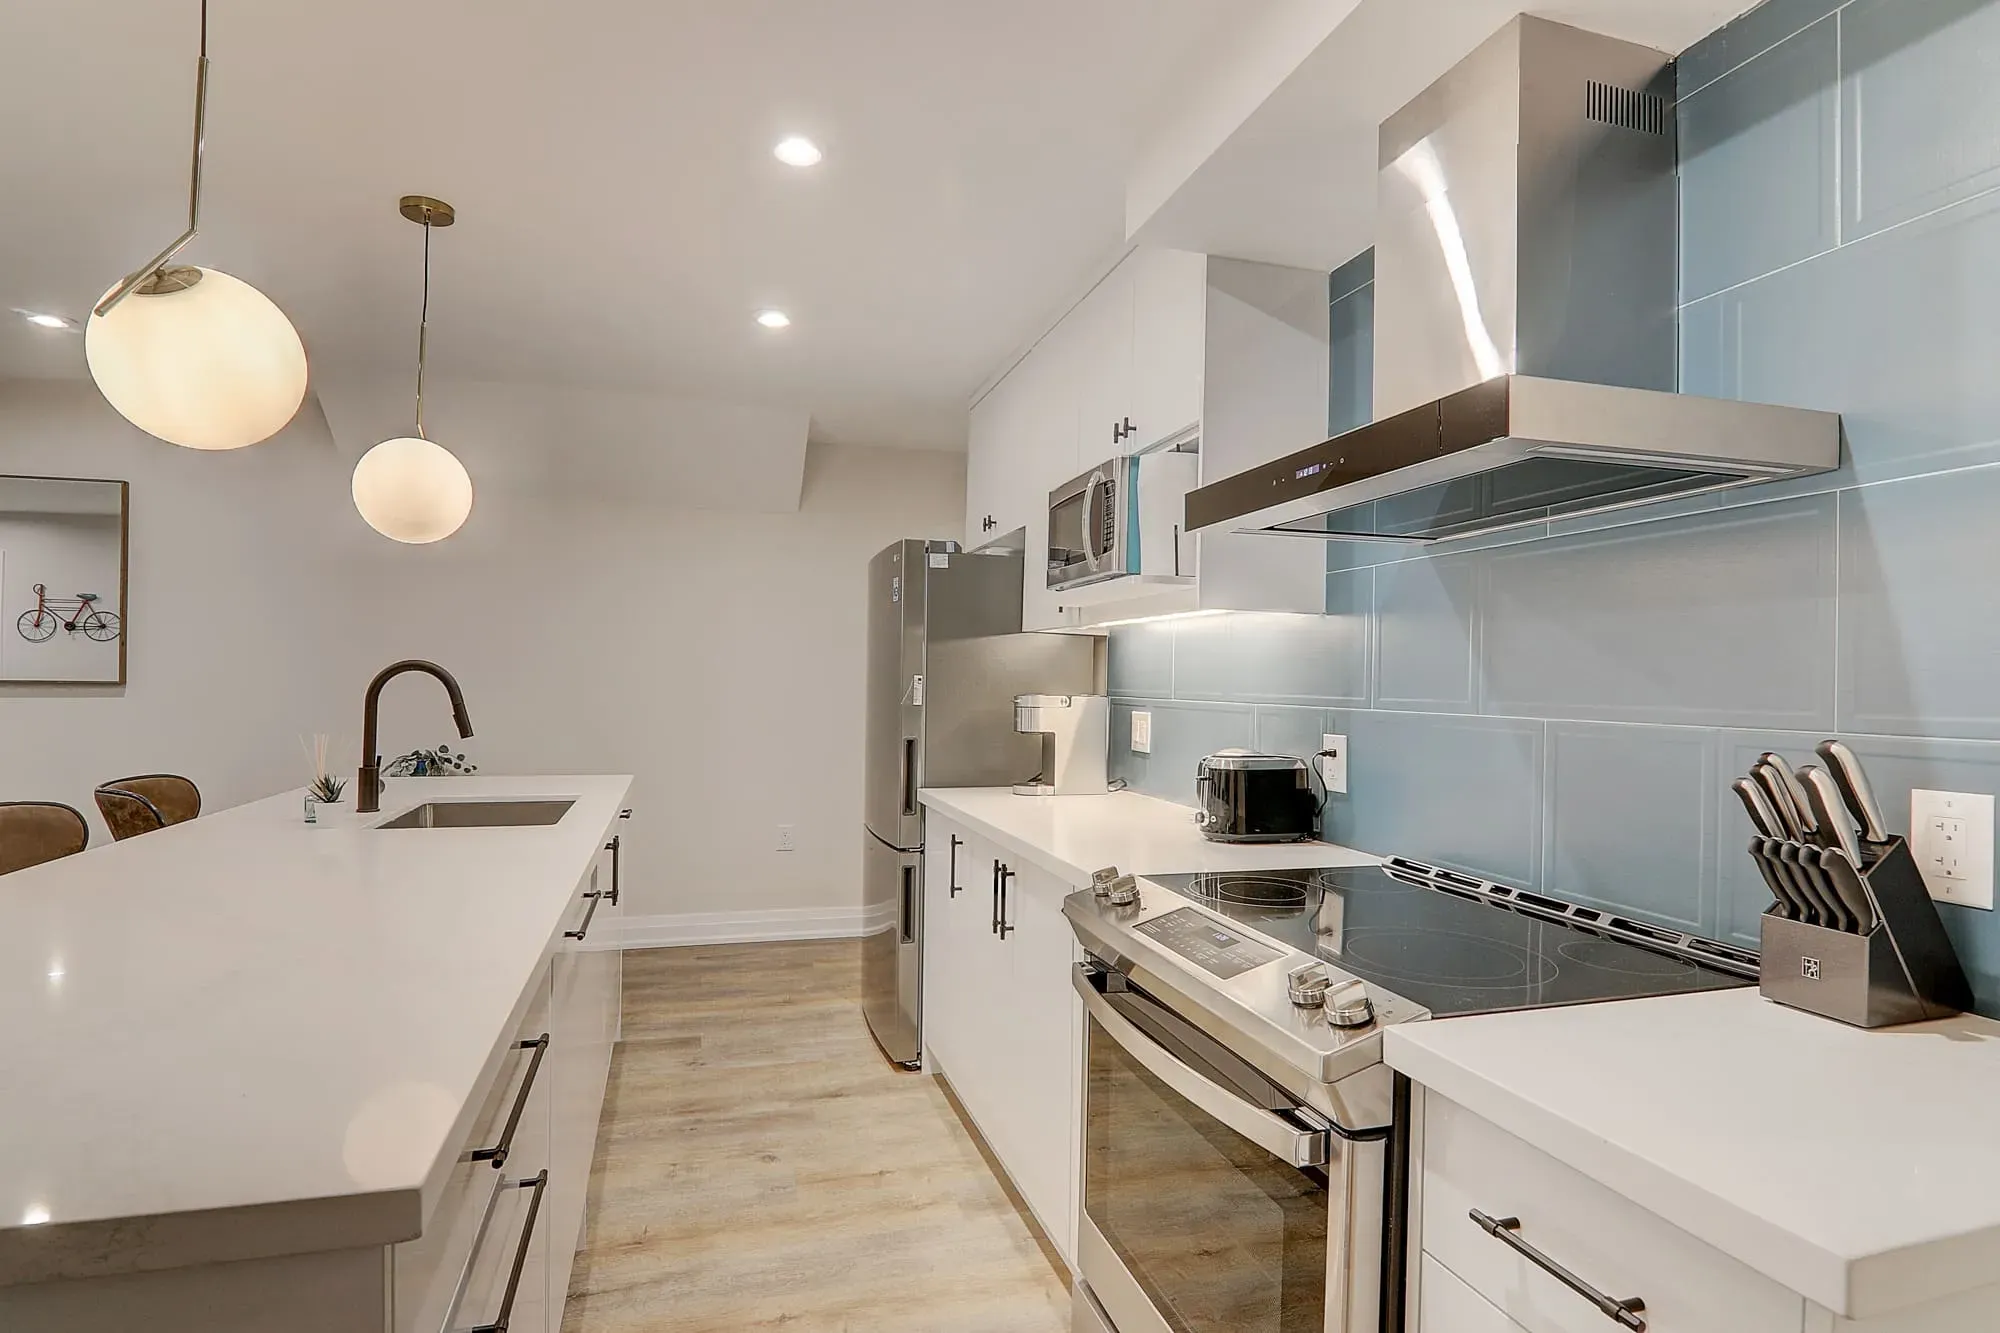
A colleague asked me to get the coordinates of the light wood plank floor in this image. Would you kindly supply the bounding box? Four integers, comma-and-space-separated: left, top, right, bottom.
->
560, 940, 1071, 1333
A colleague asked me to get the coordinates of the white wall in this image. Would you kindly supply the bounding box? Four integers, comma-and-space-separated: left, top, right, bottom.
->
0, 378, 965, 934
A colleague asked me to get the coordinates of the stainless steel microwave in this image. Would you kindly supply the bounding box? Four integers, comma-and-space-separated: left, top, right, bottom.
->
1046, 452, 1199, 592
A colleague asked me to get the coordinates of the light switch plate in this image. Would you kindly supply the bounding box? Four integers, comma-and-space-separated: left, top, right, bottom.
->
1910, 790, 1994, 909
776, 825, 796, 853
1321, 734, 1348, 795
1130, 710, 1152, 754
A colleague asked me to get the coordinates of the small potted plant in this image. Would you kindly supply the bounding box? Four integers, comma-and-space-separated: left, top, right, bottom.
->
301, 733, 347, 823
386, 744, 480, 777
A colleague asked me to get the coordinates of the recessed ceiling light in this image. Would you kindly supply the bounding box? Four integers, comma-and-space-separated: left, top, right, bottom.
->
773, 136, 823, 168
756, 309, 792, 330
16, 309, 74, 330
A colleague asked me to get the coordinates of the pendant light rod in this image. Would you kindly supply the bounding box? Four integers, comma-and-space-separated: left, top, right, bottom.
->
95, 0, 209, 318
397, 195, 456, 441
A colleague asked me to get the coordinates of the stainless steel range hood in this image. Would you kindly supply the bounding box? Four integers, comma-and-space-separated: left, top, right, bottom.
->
1185, 17, 1841, 546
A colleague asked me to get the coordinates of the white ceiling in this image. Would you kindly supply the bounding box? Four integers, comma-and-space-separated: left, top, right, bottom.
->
1130, 0, 1761, 271
1, 0, 1266, 453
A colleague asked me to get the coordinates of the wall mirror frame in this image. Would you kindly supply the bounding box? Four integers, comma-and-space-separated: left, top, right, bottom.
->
0, 474, 131, 687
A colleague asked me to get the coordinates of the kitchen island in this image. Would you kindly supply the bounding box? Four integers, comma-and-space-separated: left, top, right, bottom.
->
0, 775, 630, 1333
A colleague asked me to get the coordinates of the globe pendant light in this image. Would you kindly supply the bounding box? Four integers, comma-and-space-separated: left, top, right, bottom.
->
85, 0, 307, 450
351, 197, 473, 544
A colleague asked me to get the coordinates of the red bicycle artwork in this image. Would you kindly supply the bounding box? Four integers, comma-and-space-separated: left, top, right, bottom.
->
16, 583, 121, 643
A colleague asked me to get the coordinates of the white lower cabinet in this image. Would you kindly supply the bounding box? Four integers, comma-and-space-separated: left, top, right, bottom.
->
1421, 1254, 1528, 1333
923, 814, 1081, 1265
1419, 1091, 1802, 1333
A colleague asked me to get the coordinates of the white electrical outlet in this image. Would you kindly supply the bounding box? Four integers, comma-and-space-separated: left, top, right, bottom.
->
776, 825, 796, 853
1911, 790, 1994, 909
1131, 710, 1153, 754
1320, 734, 1349, 795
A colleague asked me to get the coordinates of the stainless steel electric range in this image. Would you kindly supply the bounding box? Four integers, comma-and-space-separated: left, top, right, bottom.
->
1064, 859, 1758, 1333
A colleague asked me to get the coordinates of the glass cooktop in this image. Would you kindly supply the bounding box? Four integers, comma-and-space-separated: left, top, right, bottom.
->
1140, 861, 1756, 1018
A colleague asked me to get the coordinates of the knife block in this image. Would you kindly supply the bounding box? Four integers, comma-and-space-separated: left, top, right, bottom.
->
1758, 836, 1975, 1028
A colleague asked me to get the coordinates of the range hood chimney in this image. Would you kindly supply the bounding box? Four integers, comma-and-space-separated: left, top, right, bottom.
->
1185, 17, 1840, 545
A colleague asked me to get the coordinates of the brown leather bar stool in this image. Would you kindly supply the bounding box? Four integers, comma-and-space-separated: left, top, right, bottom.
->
95, 774, 201, 841
0, 802, 90, 875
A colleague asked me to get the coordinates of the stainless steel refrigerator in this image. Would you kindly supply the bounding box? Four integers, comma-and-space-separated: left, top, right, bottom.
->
862, 540, 1094, 1066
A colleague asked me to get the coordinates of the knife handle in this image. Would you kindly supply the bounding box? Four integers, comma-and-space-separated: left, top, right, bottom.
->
1759, 754, 1821, 840
1749, 839, 1799, 920
1817, 739, 1891, 845
1818, 846, 1879, 935
1776, 840, 1841, 929
1732, 779, 1783, 839
1753, 763, 1806, 840
1800, 764, 1866, 868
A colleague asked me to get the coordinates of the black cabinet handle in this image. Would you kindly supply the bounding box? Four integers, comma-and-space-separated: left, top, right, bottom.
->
1469, 1211, 1647, 1330
990, 860, 1002, 935
473, 1034, 550, 1169
618, 807, 632, 820
997, 863, 1016, 939
565, 890, 603, 941
604, 835, 621, 906
1121, 415, 1136, 441
948, 835, 963, 897
466, 1170, 549, 1333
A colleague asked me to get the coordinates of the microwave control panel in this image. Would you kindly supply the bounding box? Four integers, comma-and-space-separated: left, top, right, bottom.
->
1135, 908, 1284, 980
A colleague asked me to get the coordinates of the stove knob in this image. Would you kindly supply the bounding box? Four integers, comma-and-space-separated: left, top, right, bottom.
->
1105, 875, 1141, 908
1325, 979, 1376, 1030
1286, 962, 1332, 1009
1089, 866, 1121, 900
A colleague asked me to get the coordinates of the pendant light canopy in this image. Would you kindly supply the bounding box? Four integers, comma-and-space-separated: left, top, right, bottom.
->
353, 196, 473, 544
85, 0, 306, 450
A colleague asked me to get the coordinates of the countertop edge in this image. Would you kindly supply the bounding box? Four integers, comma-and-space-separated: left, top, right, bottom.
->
1385, 1024, 2000, 1320
919, 788, 1101, 885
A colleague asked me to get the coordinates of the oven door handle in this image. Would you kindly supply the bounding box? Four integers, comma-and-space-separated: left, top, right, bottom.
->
1074, 966, 1330, 1168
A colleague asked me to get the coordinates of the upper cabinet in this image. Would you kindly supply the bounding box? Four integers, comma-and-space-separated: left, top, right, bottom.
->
965, 247, 1329, 630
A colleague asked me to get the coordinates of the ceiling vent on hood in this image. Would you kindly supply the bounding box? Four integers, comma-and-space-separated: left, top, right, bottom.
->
1185, 17, 1841, 546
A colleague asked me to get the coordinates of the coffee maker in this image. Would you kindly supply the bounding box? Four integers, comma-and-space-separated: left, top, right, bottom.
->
1011, 694, 1110, 796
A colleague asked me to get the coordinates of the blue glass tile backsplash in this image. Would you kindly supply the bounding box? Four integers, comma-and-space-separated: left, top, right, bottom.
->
1109, 0, 2000, 1013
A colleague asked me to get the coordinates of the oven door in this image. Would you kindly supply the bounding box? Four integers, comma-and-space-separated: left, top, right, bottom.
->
1075, 963, 1352, 1333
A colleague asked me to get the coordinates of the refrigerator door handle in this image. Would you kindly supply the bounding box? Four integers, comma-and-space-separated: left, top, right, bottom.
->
899, 863, 918, 944
901, 737, 918, 816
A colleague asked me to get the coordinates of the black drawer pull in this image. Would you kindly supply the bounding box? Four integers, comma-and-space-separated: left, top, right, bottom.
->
466, 1170, 548, 1333
1470, 1210, 1647, 1330
997, 863, 1016, 939
604, 834, 622, 906
473, 1034, 549, 1169
948, 835, 963, 897
565, 889, 603, 941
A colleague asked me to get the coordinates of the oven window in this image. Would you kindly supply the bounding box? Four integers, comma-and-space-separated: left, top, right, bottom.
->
1085, 1012, 1329, 1333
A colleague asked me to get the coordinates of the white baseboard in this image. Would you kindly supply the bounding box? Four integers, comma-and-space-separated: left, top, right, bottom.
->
607, 903, 892, 950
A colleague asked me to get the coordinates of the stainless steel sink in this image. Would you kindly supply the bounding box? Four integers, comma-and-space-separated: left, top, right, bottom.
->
375, 799, 575, 829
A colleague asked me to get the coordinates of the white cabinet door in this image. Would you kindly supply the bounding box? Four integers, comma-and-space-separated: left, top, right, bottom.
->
923, 820, 982, 1074
1129, 249, 1207, 452
966, 384, 1007, 548
1072, 261, 1134, 465
999, 861, 1082, 1264
1421, 1255, 1529, 1333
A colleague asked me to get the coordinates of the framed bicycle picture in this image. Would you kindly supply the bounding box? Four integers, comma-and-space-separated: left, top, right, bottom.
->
0, 474, 130, 685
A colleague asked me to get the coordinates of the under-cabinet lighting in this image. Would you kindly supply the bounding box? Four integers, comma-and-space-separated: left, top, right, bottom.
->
1091, 609, 1232, 630
756, 309, 792, 330
21, 1205, 49, 1226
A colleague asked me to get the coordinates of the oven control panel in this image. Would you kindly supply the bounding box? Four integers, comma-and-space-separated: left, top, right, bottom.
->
1133, 907, 1284, 980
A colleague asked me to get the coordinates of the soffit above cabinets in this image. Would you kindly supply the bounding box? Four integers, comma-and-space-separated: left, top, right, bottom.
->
1128, 0, 1762, 270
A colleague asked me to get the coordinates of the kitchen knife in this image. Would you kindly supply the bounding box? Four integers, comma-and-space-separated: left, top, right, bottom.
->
1818, 845, 1879, 935
1758, 754, 1822, 844
1731, 778, 1784, 839
1776, 839, 1840, 928
1753, 762, 1806, 840
1799, 764, 1867, 871
1748, 838, 1800, 920
1799, 843, 1857, 933
1816, 739, 1891, 846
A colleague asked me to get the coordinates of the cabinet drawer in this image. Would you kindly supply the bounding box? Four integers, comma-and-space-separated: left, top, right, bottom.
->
1422, 1254, 1528, 1333
395, 963, 554, 1333
1422, 1093, 1802, 1333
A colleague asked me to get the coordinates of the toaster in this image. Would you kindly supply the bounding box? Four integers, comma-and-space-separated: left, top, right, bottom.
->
1194, 750, 1319, 844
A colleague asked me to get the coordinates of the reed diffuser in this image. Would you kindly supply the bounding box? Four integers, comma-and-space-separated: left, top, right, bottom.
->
300, 733, 346, 806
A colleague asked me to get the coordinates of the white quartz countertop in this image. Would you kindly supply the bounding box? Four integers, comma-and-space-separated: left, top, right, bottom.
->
1385, 988, 2000, 1319
0, 774, 630, 1288
919, 786, 1378, 885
